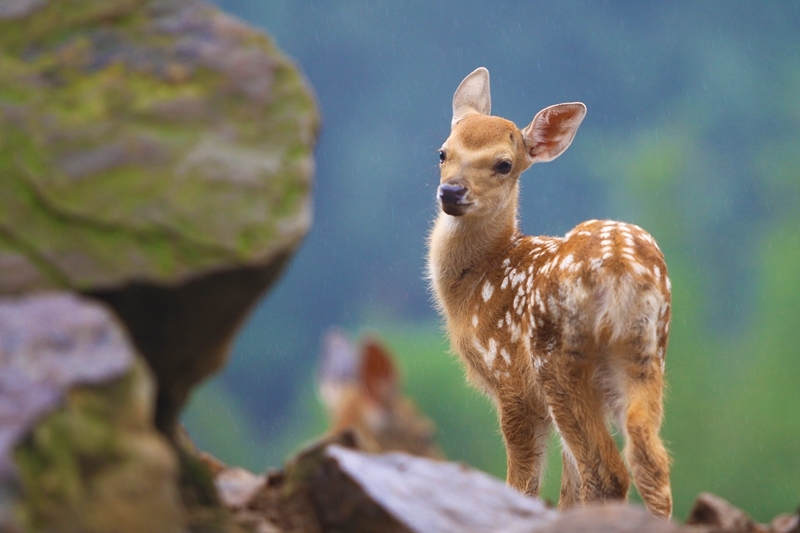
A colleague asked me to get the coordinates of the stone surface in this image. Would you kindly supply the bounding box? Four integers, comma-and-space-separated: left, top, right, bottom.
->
0, 0, 318, 294
684, 493, 769, 533
240, 432, 556, 533
0, 293, 185, 533
0, 293, 134, 479
0, 0, 319, 434
537, 504, 680, 533
317, 444, 556, 533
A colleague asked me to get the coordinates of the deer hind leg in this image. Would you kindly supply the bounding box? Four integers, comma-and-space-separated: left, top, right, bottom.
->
620, 351, 672, 519
498, 392, 551, 496
559, 447, 581, 508
539, 355, 630, 509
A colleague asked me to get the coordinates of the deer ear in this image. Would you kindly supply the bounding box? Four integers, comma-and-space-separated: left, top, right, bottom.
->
452, 67, 491, 128
359, 337, 397, 407
521, 102, 586, 164
317, 328, 359, 412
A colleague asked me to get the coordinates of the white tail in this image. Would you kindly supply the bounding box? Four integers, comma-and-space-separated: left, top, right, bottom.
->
427, 67, 672, 518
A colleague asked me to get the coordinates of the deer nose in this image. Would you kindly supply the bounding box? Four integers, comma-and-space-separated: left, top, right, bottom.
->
438, 183, 468, 205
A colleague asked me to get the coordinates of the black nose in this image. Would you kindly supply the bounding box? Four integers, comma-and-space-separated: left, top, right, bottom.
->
438, 183, 467, 205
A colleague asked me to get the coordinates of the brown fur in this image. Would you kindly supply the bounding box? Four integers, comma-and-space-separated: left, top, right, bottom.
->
427, 68, 672, 518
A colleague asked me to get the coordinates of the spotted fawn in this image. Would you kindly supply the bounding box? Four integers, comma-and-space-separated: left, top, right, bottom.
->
317, 329, 442, 459
427, 67, 672, 518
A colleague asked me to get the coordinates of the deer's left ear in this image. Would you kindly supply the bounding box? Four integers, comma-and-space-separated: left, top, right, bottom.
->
452, 67, 491, 128
521, 103, 586, 164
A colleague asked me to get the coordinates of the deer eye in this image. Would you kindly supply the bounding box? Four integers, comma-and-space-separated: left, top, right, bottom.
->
495, 160, 513, 174
438, 150, 446, 163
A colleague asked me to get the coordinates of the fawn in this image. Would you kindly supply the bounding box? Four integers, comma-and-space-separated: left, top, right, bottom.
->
427, 68, 672, 518
317, 328, 443, 459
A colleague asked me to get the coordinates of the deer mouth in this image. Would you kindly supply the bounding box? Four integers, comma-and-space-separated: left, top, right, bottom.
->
441, 201, 471, 216
438, 183, 471, 216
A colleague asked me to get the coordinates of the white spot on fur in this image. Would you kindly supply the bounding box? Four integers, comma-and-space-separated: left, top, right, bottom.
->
653, 265, 661, 280
500, 348, 511, 365
510, 321, 521, 342
630, 261, 648, 275
560, 254, 575, 271
482, 280, 494, 302
600, 239, 613, 247
501, 276, 509, 290
472, 314, 479, 328
578, 230, 592, 236
666, 276, 672, 291
472, 338, 492, 370
593, 273, 663, 346
602, 251, 613, 260
488, 338, 498, 363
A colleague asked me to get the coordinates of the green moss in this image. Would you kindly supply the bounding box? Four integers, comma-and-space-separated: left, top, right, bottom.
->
0, 0, 148, 54
0, 0, 318, 293
12, 359, 185, 533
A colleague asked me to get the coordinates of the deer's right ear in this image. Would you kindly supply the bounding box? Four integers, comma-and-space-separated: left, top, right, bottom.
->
452, 67, 491, 128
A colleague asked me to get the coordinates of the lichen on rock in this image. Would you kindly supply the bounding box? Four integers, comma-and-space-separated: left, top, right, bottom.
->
0, 0, 318, 293
0, 293, 184, 533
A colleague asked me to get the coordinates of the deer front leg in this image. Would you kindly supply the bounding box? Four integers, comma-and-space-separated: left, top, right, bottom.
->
538, 355, 630, 508
497, 393, 550, 496
622, 356, 672, 518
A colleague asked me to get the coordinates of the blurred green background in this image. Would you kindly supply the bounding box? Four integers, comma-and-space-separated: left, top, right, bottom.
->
183, 1, 800, 521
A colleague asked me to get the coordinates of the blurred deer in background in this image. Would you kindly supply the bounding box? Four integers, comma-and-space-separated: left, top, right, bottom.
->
427, 67, 672, 518
317, 329, 442, 459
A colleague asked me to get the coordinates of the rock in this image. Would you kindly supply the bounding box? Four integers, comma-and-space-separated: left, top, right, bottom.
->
685, 493, 769, 533
770, 512, 800, 533
0, 293, 185, 533
0, 0, 319, 433
538, 504, 681, 533
241, 431, 556, 533
316, 445, 556, 533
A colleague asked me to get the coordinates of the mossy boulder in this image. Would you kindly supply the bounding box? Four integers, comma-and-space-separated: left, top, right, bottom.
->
0, 293, 185, 533
0, 0, 317, 292
0, 0, 319, 433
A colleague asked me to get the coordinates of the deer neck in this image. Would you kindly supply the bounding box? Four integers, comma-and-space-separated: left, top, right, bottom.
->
428, 193, 519, 286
